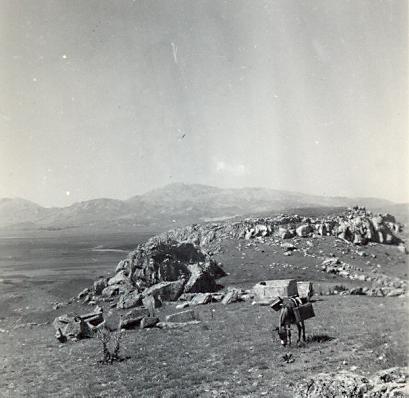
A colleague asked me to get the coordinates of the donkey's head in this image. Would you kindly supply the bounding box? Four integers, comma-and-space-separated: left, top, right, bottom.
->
275, 326, 288, 346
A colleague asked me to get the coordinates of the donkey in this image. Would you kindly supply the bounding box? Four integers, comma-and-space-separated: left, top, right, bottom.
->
275, 296, 306, 346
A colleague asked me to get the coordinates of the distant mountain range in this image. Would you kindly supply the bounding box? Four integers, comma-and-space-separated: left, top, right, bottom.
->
0, 183, 407, 232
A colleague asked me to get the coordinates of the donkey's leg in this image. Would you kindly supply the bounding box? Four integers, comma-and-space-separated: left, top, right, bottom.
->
301, 321, 306, 342
296, 323, 301, 343
288, 325, 291, 346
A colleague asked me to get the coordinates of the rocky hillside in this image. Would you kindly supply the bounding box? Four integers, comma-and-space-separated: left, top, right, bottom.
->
67, 206, 406, 333
0, 183, 406, 231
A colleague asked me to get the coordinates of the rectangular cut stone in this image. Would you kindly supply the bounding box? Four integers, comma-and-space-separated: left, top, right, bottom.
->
165, 310, 196, 323
297, 281, 314, 300
253, 279, 298, 300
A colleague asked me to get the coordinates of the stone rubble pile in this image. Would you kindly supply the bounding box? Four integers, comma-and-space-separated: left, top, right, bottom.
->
134, 207, 404, 254
294, 366, 408, 398
318, 257, 407, 296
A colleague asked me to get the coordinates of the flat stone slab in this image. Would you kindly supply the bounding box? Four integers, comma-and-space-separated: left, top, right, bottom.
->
165, 309, 196, 323
140, 317, 159, 329
156, 321, 201, 329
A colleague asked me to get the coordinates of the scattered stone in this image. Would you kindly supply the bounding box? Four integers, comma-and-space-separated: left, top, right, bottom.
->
385, 288, 405, 297
166, 310, 196, 323
190, 293, 212, 306
221, 289, 241, 305
140, 316, 159, 329
349, 287, 365, 295
156, 320, 201, 329
281, 242, 296, 251
210, 293, 225, 302
322, 257, 341, 267
119, 308, 150, 329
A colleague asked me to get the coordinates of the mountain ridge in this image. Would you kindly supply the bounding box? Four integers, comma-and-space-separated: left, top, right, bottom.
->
0, 183, 406, 231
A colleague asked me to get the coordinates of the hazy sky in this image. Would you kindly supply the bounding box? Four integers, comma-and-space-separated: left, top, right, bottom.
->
0, 0, 407, 207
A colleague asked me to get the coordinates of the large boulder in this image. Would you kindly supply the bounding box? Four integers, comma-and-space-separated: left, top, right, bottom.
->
117, 290, 143, 309
142, 280, 185, 301
184, 263, 219, 293
108, 270, 129, 286
296, 224, 313, 237
279, 227, 295, 239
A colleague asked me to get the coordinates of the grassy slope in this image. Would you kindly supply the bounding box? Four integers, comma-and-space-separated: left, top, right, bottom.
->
0, 297, 407, 397
0, 232, 408, 397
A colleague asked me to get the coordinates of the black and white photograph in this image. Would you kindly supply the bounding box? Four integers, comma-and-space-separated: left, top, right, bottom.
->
0, 0, 408, 396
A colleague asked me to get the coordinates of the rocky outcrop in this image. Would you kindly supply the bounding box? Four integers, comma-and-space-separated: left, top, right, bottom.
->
79, 207, 405, 323
294, 367, 408, 398
295, 370, 369, 397
146, 207, 403, 250
88, 240, 226, 312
